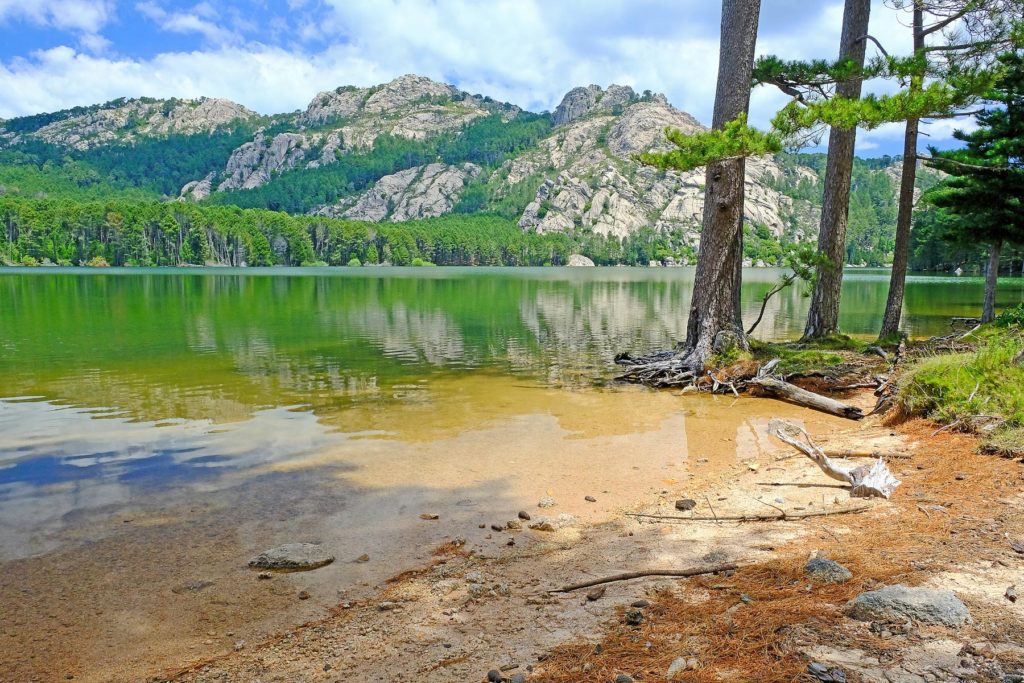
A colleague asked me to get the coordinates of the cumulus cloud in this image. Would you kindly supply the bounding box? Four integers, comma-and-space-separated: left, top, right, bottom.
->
0, 0, 970, 153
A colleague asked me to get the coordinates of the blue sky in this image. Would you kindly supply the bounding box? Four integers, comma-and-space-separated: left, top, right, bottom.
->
0, 1, 975, 155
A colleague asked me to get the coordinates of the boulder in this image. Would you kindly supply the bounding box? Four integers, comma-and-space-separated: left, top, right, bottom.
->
567, 254, 595, 267
845, 585, 970, 627
805, 558, 853, 584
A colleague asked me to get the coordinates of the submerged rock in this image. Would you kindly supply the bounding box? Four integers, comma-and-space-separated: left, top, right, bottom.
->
845, 585, 970, 627
247, 543, 335, 572
805, 558, 853, 584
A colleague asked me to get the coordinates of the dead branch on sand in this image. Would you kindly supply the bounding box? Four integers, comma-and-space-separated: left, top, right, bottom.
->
769, 419, 901, 499
625, 505, 872, 523
549, 563, 739, 593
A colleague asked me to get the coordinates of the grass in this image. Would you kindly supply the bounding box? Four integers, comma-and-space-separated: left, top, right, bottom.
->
897, 326, 1024, 454
748, 339, 848, 376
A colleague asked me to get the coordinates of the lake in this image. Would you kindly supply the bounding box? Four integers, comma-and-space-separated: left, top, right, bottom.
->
1, 265, 1020, 681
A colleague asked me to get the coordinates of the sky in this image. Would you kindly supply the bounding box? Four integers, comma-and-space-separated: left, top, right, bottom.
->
0, 0, 973, 155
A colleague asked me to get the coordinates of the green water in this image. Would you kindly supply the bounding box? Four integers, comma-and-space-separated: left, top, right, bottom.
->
0, 265, 1021, 560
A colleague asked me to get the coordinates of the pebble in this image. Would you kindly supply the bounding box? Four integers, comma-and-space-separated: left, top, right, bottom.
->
419, 513, 440, 520
808, 662, 847, 682
256, 572, 272, 580
586, 586, 606, 601
538, 497, 556, 508
631, 599, 650, 608
487, 669, 503, 682
674, 498, 697, 511
624, 609, 644, 626
491, 524, 505, 532
506, 520, 522, 530
355, 554, 370, 563
585, 495, 597, 502
805, 558, 853, 584
297, 590, 310, 600
1006, 585, 1018, 603
511, 675, 526, 683
518, 510, 531, 520
615, 675, 635, 683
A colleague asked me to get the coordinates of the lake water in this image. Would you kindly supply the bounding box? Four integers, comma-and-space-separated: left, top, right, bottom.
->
2, 265, 1021, 681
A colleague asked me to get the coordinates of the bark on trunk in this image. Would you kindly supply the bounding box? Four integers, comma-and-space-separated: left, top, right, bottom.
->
802, 0, 872, 340
682, 0, 761, 367
983, 238, 1003, 323
879, 2, 925, 339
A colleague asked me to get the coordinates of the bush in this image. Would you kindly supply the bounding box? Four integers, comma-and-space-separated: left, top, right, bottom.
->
85, 255, 110, 267
346, 256, 362, 267
410, 257, 436, 267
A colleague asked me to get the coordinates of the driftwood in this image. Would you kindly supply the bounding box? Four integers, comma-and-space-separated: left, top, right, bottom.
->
769, 420, 901, 499
549, 562, 739, 593
751, 377, 865, 420
626, 506, 872, 523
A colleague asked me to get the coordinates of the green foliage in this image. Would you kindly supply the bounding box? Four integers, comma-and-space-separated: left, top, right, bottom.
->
898, 329, 1024, 452
995, 303, 1024, 327
638, 114, 782, 172
346, 256, 362, 267
749, 340, 846, 375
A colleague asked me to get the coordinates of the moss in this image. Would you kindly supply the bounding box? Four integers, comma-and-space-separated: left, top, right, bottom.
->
748, 340, 845, 375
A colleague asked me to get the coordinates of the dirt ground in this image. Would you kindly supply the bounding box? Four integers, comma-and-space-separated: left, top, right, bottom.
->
161, 392, 1024, 683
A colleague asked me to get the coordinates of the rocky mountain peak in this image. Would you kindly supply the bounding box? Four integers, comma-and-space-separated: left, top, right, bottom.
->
552, 84, 643, 126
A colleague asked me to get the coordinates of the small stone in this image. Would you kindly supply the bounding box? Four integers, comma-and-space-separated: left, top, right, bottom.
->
479, 524, 487, 529
667, 657, 688, 678
624, 609, 644, 626
739, 593, 752, 604
506, 520, 522, 530
674, 498, 697, 511
465, 571, 484, 584
631, 599, 650, 608
845, 585, 970, 627
615, 675, 635, 683
586, 586, 606, 601
805, 558, 853, 584
420, 513, 440, 520
248, 543, 334, 572
257, 572, 272, 580
491, 524, 504, 532
378, 601, 401, 611
528, 513, 575, 532
511, 675, 526, 683
487, 669, 503, 682
297, 590, 310, 600
323, 663, 332, 672
1006, 585, 1018, 603
585, 495, 597, 502
518, 511, 531, 521
538, 496, 556, 508
355, 554, 370, 563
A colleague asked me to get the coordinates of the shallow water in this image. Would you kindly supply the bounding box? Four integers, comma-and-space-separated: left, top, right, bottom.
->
0, 265, 1019, 680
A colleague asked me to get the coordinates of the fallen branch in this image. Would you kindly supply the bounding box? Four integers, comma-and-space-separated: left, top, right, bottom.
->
625, 506, 872, 522
769, 420, 901, 499
549, 563, 739, 593
750, 377, 865, 420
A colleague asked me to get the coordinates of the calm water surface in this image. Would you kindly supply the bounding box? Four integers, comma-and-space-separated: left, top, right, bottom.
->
3, 265, 1021, 679
2, 265, 1021, 532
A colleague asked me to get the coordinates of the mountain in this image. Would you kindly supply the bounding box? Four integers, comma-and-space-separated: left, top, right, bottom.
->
0, 74, 910, 267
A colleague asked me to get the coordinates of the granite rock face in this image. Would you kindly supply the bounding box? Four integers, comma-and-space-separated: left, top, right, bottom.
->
317, 163, 482, 221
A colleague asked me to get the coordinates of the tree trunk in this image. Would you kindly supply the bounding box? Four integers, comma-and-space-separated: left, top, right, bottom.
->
983, 238, 1002, 323
802, 0, 872, 340
681, 0, 761, 368
879, 2, 925, 339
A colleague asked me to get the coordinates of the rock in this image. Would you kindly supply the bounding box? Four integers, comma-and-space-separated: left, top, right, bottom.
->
667, 657, 688, 679
528, 514, 575, 532
487, 669, 503, 682
378, 601, 401, 611
808, 662, 847, 683
631, 599, 650, 608
256, 572, 272, 580
1006, 585, 1018, 603
567, 254, 595, 267
506, 520, 522, 530
465, 571, 484, 584
614, 675, 635, 683
170, 580, 214, 594
297, 590, 310, 600
845, 585, 970, 627
319, 162, 482, 221
420, 513, 440, 520
584, 495, 597, 502
586, 586, 606, 601
248, 543, 334, 572
355, 553, 370, 563
805, 558, 853, 584
674, 498, 697, 511
518, 511, 531, 521
511, 675, 526, 683
491, 524, 505, 532
537, 496, 556, 508
624, 609, 644, 626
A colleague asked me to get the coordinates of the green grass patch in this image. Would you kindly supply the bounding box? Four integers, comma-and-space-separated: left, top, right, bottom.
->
897, 329, 1024, 452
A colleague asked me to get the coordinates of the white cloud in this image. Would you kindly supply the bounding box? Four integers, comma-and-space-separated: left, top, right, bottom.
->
0, 0, 971, 153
